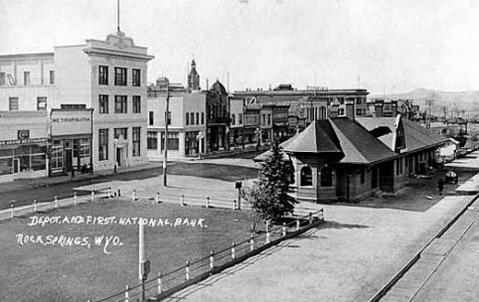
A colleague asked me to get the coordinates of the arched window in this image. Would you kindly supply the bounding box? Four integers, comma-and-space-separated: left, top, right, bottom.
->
320, 165, 333, 187
300, 166, 312, 186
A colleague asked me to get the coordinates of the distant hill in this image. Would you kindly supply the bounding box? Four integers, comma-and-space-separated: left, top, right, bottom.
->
370, 88, 479, 117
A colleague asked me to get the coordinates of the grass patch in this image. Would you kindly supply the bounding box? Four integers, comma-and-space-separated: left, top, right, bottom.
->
0, 198, 257, 302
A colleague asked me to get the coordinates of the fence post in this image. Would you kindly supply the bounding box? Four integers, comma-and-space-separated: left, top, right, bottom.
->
185, 260, 190, 280
132, 189, 137, 201
33, 200, 37, 212
209, 250, 214, 271
118, 189, 121, 197
157, 272, 162, 294
319, 209, 324, 221
107, 188, 112, 198
296, 219, 300, 231
10, 203, 14, 219
73, 192, 77, 206
155, 192, 160, 204
233, 199, 237, 210
250, 233, 255, 251
206, 196, 210, 208
282, 222, 287, 237
125, 284, 130, 302
309, 212, 313, 225
91, 191, 95, 202
181, 194, 186, 206
231, 242, 236, 260
54, 196, 58, 209
266, 220, 271, 244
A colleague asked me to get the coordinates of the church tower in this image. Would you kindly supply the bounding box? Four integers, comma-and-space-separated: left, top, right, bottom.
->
187, 59, 200, 91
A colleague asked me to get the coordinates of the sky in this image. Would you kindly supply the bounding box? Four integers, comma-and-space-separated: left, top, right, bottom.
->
1, 0, 479, 94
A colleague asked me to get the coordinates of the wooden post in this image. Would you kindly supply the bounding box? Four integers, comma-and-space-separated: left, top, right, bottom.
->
233, 199, 237, 210
157, 272, 162, 294
125, 284, 130, 302
231, 242, 236, 260
54, 196, 58, 209
282, 222, 287, 237
132, 189, 137, 201
91, 191, 95, 202
209, 250, 214, 271
138, 222, 145, 282
107, 188, 112, 198
296, 219, 300, 231
206, 196, 210, 208
266, 220, 271, 244
181, 194, 185, 206
155, 192, 160, 204
73, 192, 77, 206
33, 200, 37, 212
309, 212, 313, 225
185, 260, 190, 280
320, 209, 324, 221
10, 203, 14, 219
250, 233, 254, 251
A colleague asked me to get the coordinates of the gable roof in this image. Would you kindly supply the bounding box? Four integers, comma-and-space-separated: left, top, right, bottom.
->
328, 118, 398, 164
402, 119, 446, 152
356, 116, 402, 151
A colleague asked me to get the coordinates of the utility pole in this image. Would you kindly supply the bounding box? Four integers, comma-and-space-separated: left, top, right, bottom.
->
163, 85, 170, 186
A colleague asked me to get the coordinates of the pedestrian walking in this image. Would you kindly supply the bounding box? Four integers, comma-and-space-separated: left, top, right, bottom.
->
437, 178, 445, 195
71, 167, 75, 179
89, 162, 94, 176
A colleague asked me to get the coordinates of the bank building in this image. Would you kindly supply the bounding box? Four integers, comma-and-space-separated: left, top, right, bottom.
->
0, 29, 154, 182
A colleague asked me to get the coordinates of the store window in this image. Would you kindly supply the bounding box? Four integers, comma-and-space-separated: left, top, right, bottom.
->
300, 166, 313, 186
161, 132, 179, 150
238, 113, 243, 125
147, 131, 158, 149
49, 70, 55, 85
190, 112, 194, 125
99, 129, 109, 161
231, 114, 236, 125
24, 71, 30, 86
50, 141, 63, 171
132, 127, 141, 157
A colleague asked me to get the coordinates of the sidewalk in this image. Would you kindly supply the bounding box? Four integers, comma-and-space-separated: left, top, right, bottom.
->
0, 162, 163, 194
160, 194, 476, 302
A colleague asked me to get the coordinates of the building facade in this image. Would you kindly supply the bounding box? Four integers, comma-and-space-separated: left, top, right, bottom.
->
0, 30, 154, 176
0, 111, 49, 182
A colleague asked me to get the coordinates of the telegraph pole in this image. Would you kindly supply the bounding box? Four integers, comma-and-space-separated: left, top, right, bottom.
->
163, 85, 169, 186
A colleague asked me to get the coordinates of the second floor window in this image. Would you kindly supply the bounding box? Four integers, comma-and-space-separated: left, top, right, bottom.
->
115, 95, 127, 113
49, 70, 55, 84
149, 111, 154, 126
238, 113, 243, 124
231, 114, 236, 125
201, 112, 204, 124
99, 66, 108, 85
132, 69, 141, 86
186, 112, 189, 125
24, 71, 30, 86
114, 67, 127, 86
132, 96, 141, 113
196, 112, 199, 125
99, 95, 109, 114
190, 113, 194, 125
37, 97, 47, 111
0, 72, 5, 86
9, 97, 19, 111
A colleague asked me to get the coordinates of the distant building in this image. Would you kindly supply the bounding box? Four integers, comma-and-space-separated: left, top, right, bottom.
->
187, 60, 200, 91
206, 80, 230, 152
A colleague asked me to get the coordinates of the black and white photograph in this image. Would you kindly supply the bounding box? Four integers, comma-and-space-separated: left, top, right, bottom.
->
1, 0, 479, 301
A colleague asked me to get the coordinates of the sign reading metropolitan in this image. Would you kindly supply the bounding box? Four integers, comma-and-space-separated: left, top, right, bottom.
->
50, 110, 93, 136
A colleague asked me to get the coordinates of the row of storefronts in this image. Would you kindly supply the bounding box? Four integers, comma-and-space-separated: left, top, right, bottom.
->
0, 109, 93, 183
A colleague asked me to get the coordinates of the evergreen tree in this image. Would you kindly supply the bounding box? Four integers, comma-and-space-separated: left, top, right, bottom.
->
244, 143, 298, 223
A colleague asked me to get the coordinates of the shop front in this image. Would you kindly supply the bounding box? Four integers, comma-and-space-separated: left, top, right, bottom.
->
0, 111, 49, 183
49, 108, 93, 175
